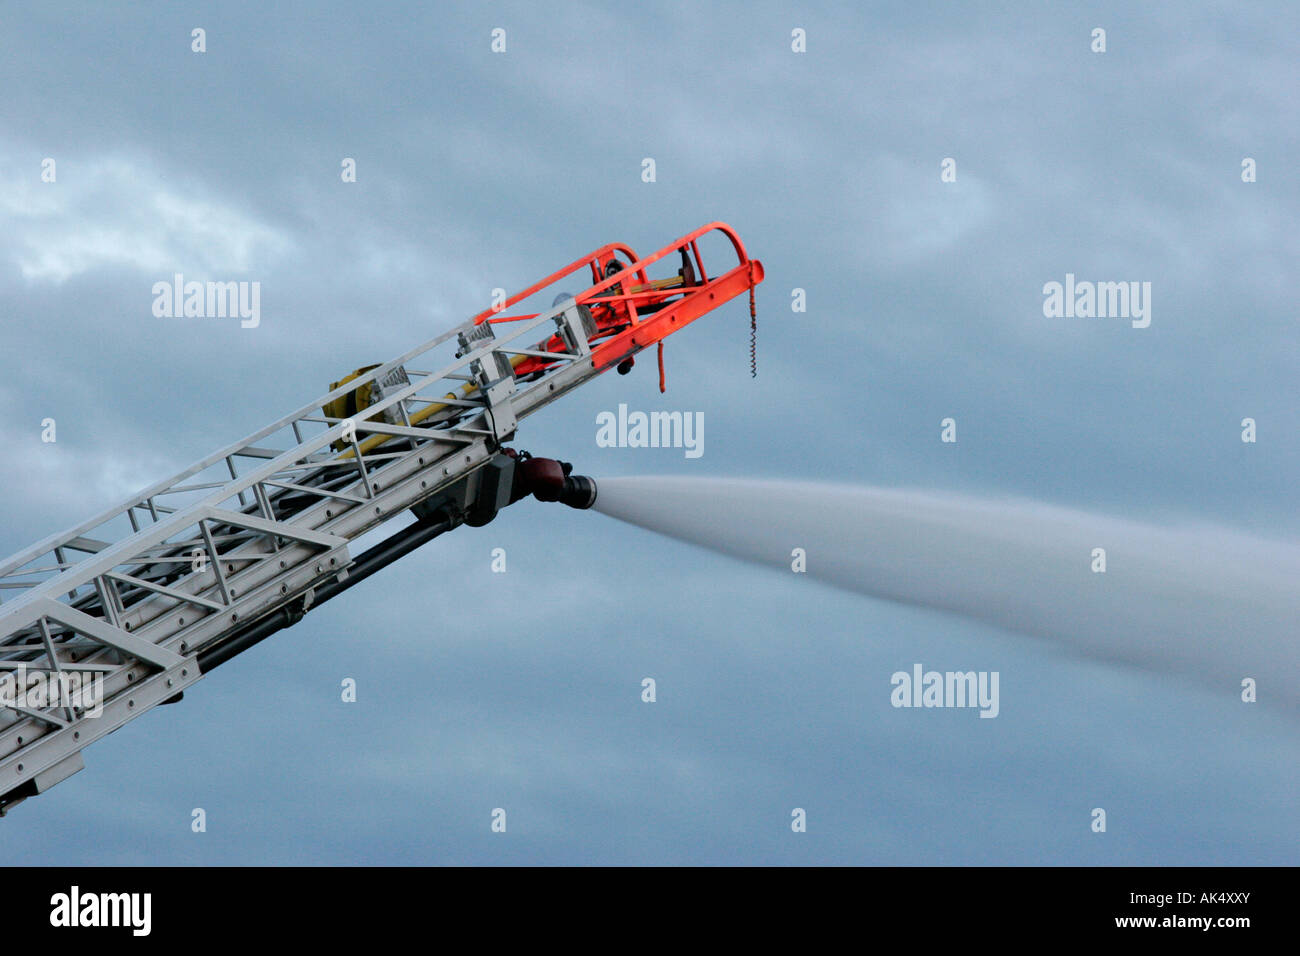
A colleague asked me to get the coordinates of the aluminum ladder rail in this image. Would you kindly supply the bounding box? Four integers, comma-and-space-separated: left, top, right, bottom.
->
0, 221, 763, 813
0, 296, 600, 813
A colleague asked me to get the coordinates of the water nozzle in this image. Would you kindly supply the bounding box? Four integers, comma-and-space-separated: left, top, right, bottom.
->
515, 456, 598, 510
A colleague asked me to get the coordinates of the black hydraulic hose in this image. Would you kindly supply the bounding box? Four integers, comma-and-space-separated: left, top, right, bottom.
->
197, 516, 454, 673
314, 515, 455, 602
194, 603, 305, 675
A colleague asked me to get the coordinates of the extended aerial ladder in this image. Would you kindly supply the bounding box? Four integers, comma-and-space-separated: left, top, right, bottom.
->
0, 222, 763, 814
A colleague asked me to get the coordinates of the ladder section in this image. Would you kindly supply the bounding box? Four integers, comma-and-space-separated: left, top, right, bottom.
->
0, 298, 603, 811
0, 221, 764, 812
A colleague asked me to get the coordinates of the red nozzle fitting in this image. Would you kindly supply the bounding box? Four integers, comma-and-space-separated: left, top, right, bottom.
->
516, 456, 597, 510
519, 457, 566, 502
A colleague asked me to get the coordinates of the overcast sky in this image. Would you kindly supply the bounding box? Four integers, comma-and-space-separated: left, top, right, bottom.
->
1, 1, 1297, 864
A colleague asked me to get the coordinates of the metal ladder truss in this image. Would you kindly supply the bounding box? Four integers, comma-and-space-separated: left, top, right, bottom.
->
0, 221, 764, 813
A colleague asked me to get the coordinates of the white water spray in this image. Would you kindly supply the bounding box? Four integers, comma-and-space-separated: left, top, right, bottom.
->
593, 477, 1299, 710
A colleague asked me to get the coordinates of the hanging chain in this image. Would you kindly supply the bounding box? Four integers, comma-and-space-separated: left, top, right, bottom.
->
748, 269, 757, 378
